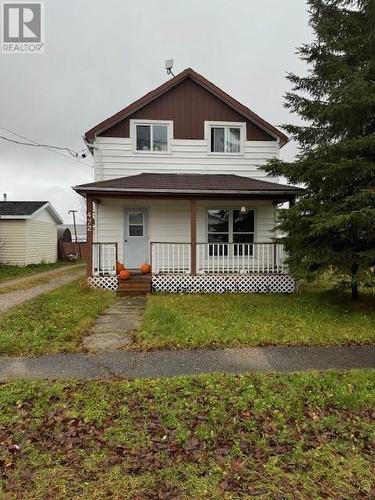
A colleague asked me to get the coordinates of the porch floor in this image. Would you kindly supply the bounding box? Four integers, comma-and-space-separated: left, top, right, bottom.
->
117, 273, 152, 296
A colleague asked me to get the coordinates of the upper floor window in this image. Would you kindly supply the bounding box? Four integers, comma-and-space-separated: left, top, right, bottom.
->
206, 122, 245, 154
136, 123, 168, 152
211, 126, 240, 153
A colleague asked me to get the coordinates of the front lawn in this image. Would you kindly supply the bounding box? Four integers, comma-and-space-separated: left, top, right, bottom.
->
0, 371, 373, 498
0, 281, 115, 356
134, 287, 375, 350
0, 262, 81, 283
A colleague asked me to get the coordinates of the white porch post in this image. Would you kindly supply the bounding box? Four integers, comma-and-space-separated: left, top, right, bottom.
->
190, 199, 197, 275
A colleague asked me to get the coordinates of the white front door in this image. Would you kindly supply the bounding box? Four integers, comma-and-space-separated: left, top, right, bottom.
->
124, 208, 148, 269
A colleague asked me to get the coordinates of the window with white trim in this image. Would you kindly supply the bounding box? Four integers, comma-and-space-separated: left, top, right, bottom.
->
207, 208, 255, 255
136, 123, 168, 152
210, 126, 241, 153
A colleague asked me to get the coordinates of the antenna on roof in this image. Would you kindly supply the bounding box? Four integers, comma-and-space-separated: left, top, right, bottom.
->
165, 59, 175, 77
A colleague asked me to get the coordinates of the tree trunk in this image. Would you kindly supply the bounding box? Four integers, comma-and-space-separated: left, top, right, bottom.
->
351, 263, 359, 301
351, 281, 359, 301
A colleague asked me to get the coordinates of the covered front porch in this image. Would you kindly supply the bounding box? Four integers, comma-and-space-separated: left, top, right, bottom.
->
91, 241, 287, 275
74, 173, 300, 294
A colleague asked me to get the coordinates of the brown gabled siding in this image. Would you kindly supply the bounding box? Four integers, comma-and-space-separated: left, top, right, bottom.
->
100, 78, 274, 141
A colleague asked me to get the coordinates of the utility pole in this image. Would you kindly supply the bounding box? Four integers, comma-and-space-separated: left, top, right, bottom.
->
68, 210, 80, 260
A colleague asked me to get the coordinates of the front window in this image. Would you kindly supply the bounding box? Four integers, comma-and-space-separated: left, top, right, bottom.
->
207, 208, 254, 255
210, 126, 241, 153
232, 209, 254, 255
136, 123, 168, 152
208, 209, 229, 256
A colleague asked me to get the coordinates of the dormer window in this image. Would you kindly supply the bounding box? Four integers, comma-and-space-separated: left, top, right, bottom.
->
206, 122, 245, 154
132, 121, 172, 153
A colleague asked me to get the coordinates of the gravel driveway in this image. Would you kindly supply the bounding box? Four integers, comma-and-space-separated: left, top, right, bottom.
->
0, 269, 85, 313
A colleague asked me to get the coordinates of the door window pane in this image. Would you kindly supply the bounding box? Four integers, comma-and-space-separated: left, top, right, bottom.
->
233, 210, 254, 232
211, 127, 225, 152
136, 125, 151, 151
129, 211, 143, 237
208, 209, 229, 233
129, 212, 143, 225
227, 128, 241, 153
129, 225, 143, 236
153, 125, 168, 151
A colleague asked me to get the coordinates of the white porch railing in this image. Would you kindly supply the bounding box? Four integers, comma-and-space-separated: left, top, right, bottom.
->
150, 242, 287, 275
91, 242, 286, 277
151, 242, 191, 274
92, 242, 118, 276
197, 243, 286, 274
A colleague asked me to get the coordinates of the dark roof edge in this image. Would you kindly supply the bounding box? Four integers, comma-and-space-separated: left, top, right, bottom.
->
73, 186, 301, 196
84, 68, 288, 147
0, 202, 63, 224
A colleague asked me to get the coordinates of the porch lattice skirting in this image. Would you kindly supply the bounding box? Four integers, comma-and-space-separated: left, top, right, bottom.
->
152, 274, 296, 294
88, 276, 118, 291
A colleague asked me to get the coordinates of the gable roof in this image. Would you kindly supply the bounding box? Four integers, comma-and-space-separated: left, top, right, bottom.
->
0, 201, 63, 224
84, 68, 288, 146
74, 173, 300, 198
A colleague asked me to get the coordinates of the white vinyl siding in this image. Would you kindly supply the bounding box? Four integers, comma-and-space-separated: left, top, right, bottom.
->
25, 220, 58, 264
95, 198, 276, 264
93, 137, 280, 183
33, 209, 57, 224
0, 220, 27, 265
0, 212, 58, 266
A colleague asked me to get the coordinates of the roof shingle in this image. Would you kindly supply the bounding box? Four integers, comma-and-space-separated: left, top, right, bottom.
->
74, 173, 300, 195
0, 201, 47, 217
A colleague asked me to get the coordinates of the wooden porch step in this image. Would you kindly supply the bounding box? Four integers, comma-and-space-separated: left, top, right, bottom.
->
117, 290, 149, 297
117, 274, 152, 296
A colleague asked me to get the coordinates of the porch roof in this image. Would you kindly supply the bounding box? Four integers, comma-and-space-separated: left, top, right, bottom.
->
73, 173, 301, 200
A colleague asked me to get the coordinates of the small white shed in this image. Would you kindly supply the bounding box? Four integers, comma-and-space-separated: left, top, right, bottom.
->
0, 201, 63, 266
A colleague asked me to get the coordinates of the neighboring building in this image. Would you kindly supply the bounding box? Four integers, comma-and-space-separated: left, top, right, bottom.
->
57, 226, 72, 243
58, 224, 86, 242
0, 201, 63, 266
74, 68, 301, 293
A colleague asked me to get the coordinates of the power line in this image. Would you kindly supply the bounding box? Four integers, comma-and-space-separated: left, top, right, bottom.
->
0, 134, 88, 157
0, 125, 94, 168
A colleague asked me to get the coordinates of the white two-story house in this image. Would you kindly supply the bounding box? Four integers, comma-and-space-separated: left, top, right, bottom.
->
74, 68, 300, 294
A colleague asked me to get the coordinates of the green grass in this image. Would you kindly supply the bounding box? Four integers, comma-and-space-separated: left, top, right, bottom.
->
134, 287, 375, 350
0, 262, 81, 283
0, 280, 115, 356
0, 371, 373, 498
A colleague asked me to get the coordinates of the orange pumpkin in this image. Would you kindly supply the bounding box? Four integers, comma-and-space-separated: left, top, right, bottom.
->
116, 261, 125, 274
140, 263, 151, 274
118, 269, 130, 280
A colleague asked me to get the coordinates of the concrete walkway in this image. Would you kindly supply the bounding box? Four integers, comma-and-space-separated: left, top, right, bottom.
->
82, 297, 146, 351
0, 346, 373, 380
0, 267, 85, 313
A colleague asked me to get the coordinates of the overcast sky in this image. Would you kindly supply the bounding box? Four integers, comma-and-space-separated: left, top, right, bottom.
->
0, 0, 311, 223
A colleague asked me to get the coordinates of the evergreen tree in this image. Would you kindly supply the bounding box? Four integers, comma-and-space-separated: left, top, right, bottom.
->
263, 0, 375, 299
